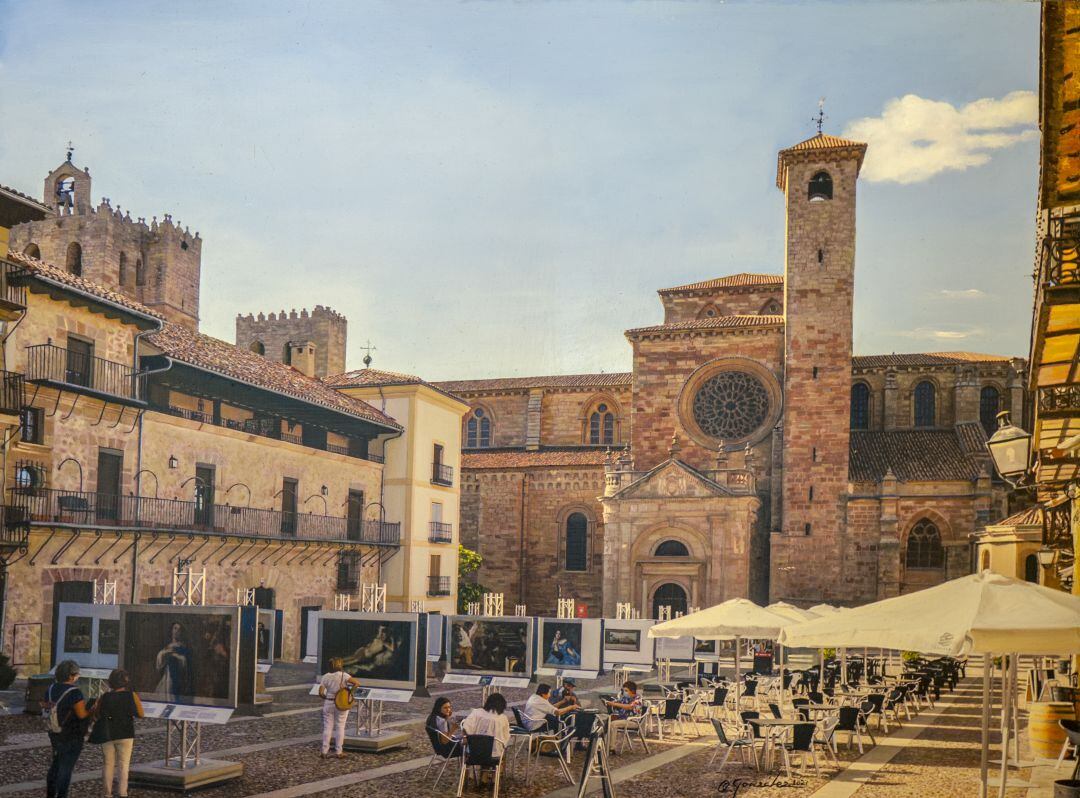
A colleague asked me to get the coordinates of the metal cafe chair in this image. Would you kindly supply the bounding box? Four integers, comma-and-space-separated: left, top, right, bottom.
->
456, 734, 504, 798
1058, 720, 1080, 780
424, 724, 463, 788
708, 719, 756, 771
779, 722, 820, 778
526, 722, 576, 786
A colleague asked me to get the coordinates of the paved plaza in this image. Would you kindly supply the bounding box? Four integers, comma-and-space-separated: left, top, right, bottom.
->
0, 660, 1069, 798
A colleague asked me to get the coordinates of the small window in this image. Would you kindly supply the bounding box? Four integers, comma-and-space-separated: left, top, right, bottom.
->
589, 403, 616, 445
565, 512, 588, 571
906, 519, 944, 569
654, 539, 689, 556
135, 258, 145, 286
23, 243, 40, 259
119, 252, 128, 287
250, 341, 265, 356
980, 550, 990, 571
914, 381, 936, 428
804, 523, 812, 536
808, 171, 833, 201
65, 242, 82, 276
1024, 554, 1038, 583
760, 299, 782, 315
979, 386, 1001, 436
20, 407, 43, 445
851, 383, 871, 430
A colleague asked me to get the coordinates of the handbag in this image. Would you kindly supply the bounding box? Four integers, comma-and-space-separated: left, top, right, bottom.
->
333, 674, 355, 712
88, 694, 112, 744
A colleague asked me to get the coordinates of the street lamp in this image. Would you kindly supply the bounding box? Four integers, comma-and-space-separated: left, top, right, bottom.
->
1036, 546, 1058, 569
986, 410, 1033, 486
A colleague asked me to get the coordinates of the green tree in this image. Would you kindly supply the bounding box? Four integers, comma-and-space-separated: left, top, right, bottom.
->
457, 544, 488, 613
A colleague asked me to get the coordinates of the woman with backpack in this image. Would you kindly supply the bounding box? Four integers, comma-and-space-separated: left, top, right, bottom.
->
44, 660, 90, 798
317, 657, 361, 758
89, 668, 145, 798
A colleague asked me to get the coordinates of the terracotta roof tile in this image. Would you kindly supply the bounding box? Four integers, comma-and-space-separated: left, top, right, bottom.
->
991, 506, 1043, 527
462, 447, 614, 469
777, 132, 868, 189
849, 430, 984, 482
148, 323, 400, 430
434, 373, 631, 393
658, 273, 784, 295
9, 250, 163, 322
851, 352, 1015, 369
625, 315, 783, 336
954, 421, 990, 456
324, 368, 425, 387
781, 133, 867, 153
0, 183, 51, 215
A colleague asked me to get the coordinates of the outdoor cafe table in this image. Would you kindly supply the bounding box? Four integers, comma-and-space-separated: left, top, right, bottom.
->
747, 717, 805, 770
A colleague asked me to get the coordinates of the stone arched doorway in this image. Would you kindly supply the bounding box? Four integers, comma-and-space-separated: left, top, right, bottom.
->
652, 582, 687, 619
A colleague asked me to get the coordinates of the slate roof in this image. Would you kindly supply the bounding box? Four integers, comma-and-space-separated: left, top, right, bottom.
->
991, 506, 1044, 527
462, 447, 614, 469
9, 250, 163, 323
148, 322, 401, 430
852, 352, 1014, 369
625, 315, 784, 336
658, 273, 784, 295
954, 421, 990, 456
434, 373, 632, 394
849, 430, 984, 482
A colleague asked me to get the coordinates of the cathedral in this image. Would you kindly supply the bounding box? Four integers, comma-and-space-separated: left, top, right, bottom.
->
433, 132, 1026, 616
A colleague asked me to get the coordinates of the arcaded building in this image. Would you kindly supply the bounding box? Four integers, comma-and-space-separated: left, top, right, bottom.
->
437, 132, 1026, 617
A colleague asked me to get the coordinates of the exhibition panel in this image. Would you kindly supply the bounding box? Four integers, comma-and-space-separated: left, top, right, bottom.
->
601, 618, 656, 668
316, 611, 425, 692
446, 615, 534, 678
536, 617, 602, 672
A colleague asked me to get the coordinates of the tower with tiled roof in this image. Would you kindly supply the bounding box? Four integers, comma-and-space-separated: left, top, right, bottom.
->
774, 131, 867, 602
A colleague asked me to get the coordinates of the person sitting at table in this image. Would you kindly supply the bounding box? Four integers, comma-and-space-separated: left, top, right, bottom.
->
461, 692, 511, 759
427, 696, 460, 741
603, 681, 643, 750
551, 678, 580, 710
524, 684, 575, 732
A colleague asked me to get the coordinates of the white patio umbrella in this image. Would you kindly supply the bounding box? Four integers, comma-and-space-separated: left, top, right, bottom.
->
778, 572, 1080, 798
650, 598, 795, 702
766, 602, 821, 704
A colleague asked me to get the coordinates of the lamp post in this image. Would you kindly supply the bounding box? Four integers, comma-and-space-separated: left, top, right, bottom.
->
986, 411, 1033, 487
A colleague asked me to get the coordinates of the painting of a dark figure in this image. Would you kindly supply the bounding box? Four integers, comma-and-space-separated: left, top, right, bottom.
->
449, 619, 529, 675
64, 616, 92, 653
121, 609, 236, 706
542, 622, 582, 667
319, 618, 413, 685
98, 619, 119, 655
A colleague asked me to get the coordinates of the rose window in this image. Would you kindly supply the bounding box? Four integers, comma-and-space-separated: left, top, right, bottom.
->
691, 370, 771, 441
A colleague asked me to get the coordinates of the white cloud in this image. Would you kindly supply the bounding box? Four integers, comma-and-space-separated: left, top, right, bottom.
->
844, 91, 1037, 184
938, 288, 987, 299
898, 326, 980, 341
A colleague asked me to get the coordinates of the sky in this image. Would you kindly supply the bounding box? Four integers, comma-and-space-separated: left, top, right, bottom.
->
0, 1, 1041, 380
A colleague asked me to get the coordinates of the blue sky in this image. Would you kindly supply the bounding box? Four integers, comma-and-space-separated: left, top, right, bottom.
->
0, 1, 1040, 380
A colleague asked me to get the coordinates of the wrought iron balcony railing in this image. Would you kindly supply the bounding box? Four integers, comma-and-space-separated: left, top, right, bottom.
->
429, 521, 453, 543
10, 488, 401, 546
427, 575, 451, 596
1038, 211, 1080, 290
155, 404, 385, 464
0, 505, 29, 551
0, 259, 28, 311
0, 370, 24, 416
1038, 384, 1080, 414
25, 344, 146, 404
432, 462, 454, 487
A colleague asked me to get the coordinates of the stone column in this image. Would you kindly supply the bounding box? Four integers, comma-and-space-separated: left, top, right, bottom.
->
954, 366, 979, 425
883, 370, 899, 430
876, 468, 900, 598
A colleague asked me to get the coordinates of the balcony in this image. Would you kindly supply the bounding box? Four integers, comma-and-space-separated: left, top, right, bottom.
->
427, 575, 451, 596
10, 488, 401, 546
429, 521, 453, 543
0, 259, 28, 317
154, 404, 386, 465
25, 344, 146, 405
0, 370, 24, 417
432, 462, 454, 487
0, 505, 29, 553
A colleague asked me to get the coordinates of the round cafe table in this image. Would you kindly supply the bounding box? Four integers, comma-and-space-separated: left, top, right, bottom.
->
747, 717, 804, 770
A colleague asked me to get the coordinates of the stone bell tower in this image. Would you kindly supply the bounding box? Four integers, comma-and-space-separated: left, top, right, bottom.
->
772, 131, 867, 603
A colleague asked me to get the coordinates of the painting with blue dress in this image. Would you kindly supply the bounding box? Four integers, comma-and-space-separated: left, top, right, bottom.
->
541, 621, 582, 668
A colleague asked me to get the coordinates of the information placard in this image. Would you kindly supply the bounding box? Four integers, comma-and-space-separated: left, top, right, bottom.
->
141, 702, 234, 724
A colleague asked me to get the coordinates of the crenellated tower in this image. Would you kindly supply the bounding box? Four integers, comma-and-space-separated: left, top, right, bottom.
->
8, 153, 202, 329
235, 306, 347, 379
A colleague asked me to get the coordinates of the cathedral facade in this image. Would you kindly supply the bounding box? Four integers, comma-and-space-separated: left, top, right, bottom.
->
435, 133, 1026, 616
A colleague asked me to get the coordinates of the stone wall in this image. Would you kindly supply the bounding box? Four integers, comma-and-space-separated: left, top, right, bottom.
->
235, 306, 347, 379
661, 286, 784, 323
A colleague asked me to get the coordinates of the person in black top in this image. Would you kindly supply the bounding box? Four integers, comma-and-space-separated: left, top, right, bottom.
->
45, 660, 89, 798
89, 668, 144, 798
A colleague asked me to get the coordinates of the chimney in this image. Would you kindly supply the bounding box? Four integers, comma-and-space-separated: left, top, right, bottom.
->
288, 341, 318, 378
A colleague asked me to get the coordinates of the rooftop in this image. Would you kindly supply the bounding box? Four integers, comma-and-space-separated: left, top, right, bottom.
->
852, 352, 1016, 369
148, 323, 401, 430
776, 131, 868, 189
849, 430, 985, 483
658, 272, 784, 295
625, 315, 784, 337
434, 372, 632, 394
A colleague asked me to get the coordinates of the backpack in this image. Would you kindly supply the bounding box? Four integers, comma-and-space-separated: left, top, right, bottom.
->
42, 685, 77, 734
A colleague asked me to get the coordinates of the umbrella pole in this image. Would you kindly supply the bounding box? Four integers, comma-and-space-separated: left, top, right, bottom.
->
979, 653, 990, 798
997, 653, 1013, 798
735, 635, 741, 707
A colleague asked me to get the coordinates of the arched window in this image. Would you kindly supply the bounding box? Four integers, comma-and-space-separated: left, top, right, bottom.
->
23, 243, 40, 259
850, 382, 871, 430
65, 242, 82, 276
250, 341, 265, 356
565, 512, 588, 572
808, 171, 833, 201
905, 519, 944, 569
652, 583, 687, 619
466, 408, 491, 448
118, 252, 128, 287
654, 539, 690, 556
589, 403, 615, 445
135, 258, 145, 286
979, 386, 1001, 436
282, 343, 292, 366
760, 299, 782, 315
1024, 553, 1039, 583
913, 381, 936, 428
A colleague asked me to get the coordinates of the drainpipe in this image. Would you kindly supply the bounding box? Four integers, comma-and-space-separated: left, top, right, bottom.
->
129, 332, 168, 604
518, 474, 527, 607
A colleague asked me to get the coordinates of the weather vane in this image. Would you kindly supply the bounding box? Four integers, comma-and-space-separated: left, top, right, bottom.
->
361, 340, 376, 368
65, 141, 74, 163
813, 98, 826, 134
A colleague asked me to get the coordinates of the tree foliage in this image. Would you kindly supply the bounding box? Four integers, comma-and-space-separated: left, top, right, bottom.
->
457, 544, 488, 613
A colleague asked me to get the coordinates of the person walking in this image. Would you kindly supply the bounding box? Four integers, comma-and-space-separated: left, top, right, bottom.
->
89, 669, 144, 798
318, 657, 360, 758
44, 660, 90, 798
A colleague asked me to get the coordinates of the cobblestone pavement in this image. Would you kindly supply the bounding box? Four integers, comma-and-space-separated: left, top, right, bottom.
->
0, 666, 1048, 798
